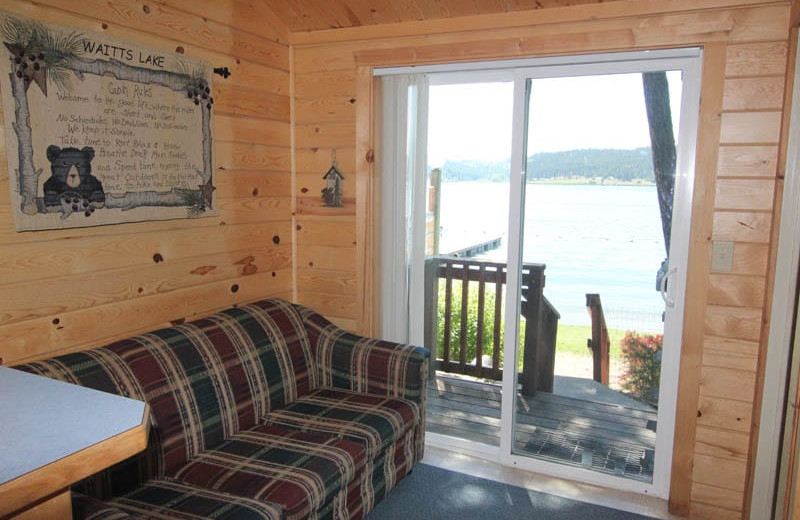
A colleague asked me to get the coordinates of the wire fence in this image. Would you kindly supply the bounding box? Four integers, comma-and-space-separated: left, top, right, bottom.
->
602, 305, 664, 334
552, 302, 664, 335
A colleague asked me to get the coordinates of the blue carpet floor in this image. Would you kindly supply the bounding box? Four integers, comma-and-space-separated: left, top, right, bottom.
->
365, 464, 658, 520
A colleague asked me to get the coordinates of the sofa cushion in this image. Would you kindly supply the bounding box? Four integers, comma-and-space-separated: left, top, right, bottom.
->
218, 300, 318, 410
263, 388, 419, 458
172, 424, 365, 520
73, 480, 282, 520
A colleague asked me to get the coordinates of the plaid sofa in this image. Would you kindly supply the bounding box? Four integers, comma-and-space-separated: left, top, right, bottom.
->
15, 298, 429, 520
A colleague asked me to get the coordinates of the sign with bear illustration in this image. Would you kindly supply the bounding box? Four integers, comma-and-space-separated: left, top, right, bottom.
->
0, 11, 217, 231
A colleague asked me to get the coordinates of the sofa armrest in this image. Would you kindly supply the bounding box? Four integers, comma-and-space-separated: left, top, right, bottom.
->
298, 306, 430, 404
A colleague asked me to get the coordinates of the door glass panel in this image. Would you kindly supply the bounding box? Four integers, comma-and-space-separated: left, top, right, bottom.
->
423, 81, 514, 447
511, 72, 683, 483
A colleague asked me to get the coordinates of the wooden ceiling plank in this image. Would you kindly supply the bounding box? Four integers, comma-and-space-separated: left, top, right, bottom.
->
442, 0, 480, 18
405, 0, 443, 21
242, 0, 293, 41
361, 0, 404, 24
431, 0, 454, 18
502, 0, 535, 10
308, 0, 362, 28
474, 0, 511, 16
328, 1, 376, 26
264, 0, 313, 32
391, 0, 427, 23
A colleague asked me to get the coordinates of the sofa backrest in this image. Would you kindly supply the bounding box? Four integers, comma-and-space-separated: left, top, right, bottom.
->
14, 298, 317, 486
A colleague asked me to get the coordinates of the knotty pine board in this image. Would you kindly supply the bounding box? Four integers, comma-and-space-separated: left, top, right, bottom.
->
2, 268, 292, 364
717, 145, 780, 177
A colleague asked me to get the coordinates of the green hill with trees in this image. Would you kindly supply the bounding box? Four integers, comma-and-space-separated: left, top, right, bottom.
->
435, 147, 655, 183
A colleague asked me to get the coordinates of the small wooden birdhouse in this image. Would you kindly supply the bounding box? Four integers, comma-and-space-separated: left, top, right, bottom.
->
322, 157, 344, 208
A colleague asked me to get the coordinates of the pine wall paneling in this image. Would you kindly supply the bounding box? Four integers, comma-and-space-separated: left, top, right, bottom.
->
291, 2, 791, 517
0, 1, 793, 518
0, 0, 292, 365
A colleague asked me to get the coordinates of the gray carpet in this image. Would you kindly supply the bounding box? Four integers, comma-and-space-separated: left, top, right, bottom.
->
365, 464, 658, 519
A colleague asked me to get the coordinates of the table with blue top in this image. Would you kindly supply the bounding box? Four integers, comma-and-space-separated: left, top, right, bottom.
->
0, 365, 149, 519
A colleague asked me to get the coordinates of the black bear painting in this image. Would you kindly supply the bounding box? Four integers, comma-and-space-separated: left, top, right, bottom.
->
43, 145, 105, 218
1, 14, 217, 231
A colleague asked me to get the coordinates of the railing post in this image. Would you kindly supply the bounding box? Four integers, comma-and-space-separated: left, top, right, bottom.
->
424, 256, 439, 381
538, 295, 559, 392
519, 265, 542, 397
442, 261, 453, 372
491, 267, 503, 381
429, 168, 441, 255
475, 264, 487, 376
458, 262, 470, 372
586, 293, 610, 385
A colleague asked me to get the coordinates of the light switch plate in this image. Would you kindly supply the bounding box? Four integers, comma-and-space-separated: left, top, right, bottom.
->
711, 241, 734, 272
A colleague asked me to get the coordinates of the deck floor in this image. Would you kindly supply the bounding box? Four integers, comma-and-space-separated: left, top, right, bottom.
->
426, 373, 658, 482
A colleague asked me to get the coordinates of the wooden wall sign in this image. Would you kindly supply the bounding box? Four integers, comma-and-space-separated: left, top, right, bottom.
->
0, 12, 217, 231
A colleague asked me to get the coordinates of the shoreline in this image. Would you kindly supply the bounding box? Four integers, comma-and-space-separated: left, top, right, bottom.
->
528, 178, 655, 186
439, 178, 657, 187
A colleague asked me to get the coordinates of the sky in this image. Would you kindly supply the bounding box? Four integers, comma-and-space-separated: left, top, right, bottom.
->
426, 71, 682, 167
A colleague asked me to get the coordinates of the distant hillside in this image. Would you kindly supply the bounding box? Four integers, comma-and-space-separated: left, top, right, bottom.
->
436, 158, 511, 182
434, 147, 655, 182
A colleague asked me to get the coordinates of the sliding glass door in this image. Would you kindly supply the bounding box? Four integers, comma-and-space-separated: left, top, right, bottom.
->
378, 48, 702, 497
502, 53, 701, 497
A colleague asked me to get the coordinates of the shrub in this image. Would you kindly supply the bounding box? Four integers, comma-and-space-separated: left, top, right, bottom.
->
619, 331, 662, 404
435, 280, 526, 369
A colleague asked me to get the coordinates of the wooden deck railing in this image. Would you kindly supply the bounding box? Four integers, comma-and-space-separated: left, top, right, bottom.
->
423, 256, 560, 396
586, 293, 610, 385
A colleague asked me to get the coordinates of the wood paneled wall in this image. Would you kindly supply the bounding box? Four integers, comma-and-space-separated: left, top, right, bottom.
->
0, 0, 292, 365
0, 0, 793, 517
291, 1, 792, 517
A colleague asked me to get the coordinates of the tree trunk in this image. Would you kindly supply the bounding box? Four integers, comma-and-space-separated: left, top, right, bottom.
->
71, 58, 191, 91
40, 187, 200, 218
642, 72, 676, 256
201, 102, 212, 185
105, 188, 192, 210
9, 70, 40, 215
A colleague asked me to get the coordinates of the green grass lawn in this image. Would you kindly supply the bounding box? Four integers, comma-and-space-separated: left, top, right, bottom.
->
555, 323, 626, 360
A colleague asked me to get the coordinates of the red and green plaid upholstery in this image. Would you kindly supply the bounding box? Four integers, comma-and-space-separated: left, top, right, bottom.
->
300, 308, 428, 403
264, 388, 419, 459
72, 480, 283, 520
300, 307, 429, 463
15, 298, 429, 520
173, 424, 365, 520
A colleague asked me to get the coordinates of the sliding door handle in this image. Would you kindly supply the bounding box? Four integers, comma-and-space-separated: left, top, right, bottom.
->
660, 266, 678, 308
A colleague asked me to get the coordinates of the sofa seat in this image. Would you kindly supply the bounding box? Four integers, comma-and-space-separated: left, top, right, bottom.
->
264, 388, 420, 459
73, 479, 283, 520
172, 424, 366, 519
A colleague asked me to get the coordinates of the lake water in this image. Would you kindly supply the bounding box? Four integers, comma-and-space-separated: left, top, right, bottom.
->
437, 181, 666, 332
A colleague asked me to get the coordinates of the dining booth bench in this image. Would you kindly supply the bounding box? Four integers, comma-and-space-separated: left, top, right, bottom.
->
14, 298, 429, 520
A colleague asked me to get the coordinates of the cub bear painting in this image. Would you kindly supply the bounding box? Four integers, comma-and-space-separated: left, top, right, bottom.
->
43, 145, 106, 218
